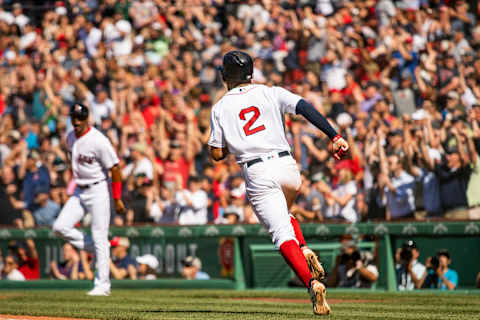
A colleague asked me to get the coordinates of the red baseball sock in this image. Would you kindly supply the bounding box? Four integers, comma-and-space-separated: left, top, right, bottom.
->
290, 215, 306, 247
280, 240, 313, 288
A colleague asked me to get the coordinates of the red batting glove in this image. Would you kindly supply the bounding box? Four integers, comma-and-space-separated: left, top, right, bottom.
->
331, 134, 349, 160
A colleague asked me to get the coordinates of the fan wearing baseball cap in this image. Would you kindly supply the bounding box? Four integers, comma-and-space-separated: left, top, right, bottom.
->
110, 237, 137, 279
136, 254, 159, 280
180, 256, 210, 280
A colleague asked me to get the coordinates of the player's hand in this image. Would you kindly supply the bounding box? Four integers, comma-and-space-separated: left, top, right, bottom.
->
114, 199, 126, 214
331, 135, 349, 160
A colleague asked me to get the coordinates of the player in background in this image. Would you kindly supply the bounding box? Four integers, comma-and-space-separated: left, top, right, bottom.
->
53, 103, 125, 296
209, 51, 349, 315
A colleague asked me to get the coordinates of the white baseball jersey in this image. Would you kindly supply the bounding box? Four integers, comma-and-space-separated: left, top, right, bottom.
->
208, 84, 302, 163
67, 127, 119, 185
55, 127, 117, 293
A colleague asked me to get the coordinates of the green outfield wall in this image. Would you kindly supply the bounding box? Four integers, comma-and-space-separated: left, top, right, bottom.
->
1, 221, 479, 290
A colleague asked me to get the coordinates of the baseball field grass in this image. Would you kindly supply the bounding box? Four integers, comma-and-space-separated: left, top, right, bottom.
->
0, 289, 479, 320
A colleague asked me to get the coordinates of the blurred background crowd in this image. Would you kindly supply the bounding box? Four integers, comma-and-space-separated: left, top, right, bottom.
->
0, 237, 211, 281
0, 0, 480, 229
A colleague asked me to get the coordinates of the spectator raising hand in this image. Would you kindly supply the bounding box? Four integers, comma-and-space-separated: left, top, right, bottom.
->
0, 0, 477, 228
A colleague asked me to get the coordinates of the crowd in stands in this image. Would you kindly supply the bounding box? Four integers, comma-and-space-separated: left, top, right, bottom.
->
4, 236, 480, 290
3, 236, 473, 290
0, 237, 210, 281
0, 0, 480, 229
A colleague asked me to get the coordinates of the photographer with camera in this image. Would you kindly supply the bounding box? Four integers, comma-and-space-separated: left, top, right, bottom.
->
328, 240, 378, 288
396, 240, 427, 290
423, 249, 458, 290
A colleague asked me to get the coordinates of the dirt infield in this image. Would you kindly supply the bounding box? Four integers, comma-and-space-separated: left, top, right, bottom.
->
0, 315, 95, 320
232, 297, 382, 304
0, 295, 22, 300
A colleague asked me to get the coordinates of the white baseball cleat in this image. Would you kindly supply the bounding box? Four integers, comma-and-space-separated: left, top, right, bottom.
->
302, 246, 325, 281
86, 287, 110, 296
309, 280, 331, 316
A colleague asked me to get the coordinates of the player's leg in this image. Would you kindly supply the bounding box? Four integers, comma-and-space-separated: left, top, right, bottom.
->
289, 211, 325, 280
275, 157, 330, 315
244, 159, 313, 289
251, 185, 329, 314
250, 186, 313, 288
282, 186, 307, 247
282, 173, 325, 281
84, 181, 111, 294
52, 194, 93, 251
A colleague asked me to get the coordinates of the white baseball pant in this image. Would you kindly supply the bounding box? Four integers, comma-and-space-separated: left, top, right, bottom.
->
53, 180, 111, 290
242, 153, 301, 249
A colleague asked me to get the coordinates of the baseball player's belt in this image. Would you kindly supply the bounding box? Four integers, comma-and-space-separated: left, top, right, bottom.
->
246, 151, 292, 168
77, 179, 106, 189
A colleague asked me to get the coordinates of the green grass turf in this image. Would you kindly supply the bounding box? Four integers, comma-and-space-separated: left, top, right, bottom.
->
0, 289, 479, 320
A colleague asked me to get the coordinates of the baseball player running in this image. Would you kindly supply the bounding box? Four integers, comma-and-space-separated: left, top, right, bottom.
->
209, 51, 349, 315
53, 103, 125, 296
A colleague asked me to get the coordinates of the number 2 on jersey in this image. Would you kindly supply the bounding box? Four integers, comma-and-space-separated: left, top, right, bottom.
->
239, 106, 266, 136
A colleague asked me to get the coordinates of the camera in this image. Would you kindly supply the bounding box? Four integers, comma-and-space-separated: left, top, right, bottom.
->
422, 253, 443, 289
340, 249, 361, 265
429, 249, 449, 271
429, 255, 440, 271
399, 247, 413, 266
399, 240, 416, 266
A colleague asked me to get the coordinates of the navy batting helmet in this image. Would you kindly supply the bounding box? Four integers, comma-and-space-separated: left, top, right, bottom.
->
218, 51, 253, 82
70, 103, 89, 120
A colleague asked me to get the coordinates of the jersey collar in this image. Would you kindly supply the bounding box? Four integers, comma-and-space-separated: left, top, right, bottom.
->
75, 126, 91, 139
225, 84, 257, 96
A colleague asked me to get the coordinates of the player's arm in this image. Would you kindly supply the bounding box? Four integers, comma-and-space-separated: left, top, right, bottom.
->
99, 135, 126, 214
110, 164, 126, 214
209, 146, 229, 161
295, 99, 348, 160
208, 107, 229, 161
